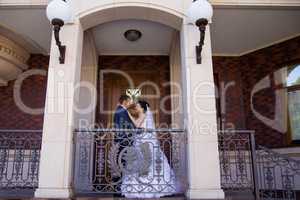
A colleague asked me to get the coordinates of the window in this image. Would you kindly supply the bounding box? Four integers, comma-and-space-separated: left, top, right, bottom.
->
287, 64, 300, 143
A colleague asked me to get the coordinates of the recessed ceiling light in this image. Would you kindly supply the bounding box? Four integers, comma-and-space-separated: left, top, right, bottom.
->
124, 29, 142, 42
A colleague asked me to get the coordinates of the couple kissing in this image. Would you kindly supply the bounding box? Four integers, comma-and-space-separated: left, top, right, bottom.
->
112, 94, 178, 198
114, 95, 149, 130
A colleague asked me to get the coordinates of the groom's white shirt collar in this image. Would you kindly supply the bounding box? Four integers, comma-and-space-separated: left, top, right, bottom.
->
119, 104, 127, 110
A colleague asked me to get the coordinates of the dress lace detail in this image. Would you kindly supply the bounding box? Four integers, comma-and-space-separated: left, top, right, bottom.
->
121, 109, 177, 198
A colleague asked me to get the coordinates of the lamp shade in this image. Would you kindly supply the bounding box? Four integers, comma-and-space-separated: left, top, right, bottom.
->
46, 0, 72, 23
187, 0, 213, 23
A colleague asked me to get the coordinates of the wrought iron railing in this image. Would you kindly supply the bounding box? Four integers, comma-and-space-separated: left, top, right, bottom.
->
73, 129, 187, 197
218, 130, 300, 200
256, 145, 300, 200
218, 130, 256, 191
0, 130, 42, 197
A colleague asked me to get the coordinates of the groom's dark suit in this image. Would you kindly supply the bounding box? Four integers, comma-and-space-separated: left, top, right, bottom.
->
113, 105, 136, 142
113, 105, 136, 148
113, 105, 136, 194
114, 105, 135, 129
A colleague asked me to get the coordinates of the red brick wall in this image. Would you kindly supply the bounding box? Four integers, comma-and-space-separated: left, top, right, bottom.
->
96, 56, 171, 127
1, 37, 299, 147
0, 54, 49, 130
213, 36, 300, 148
213, 57, 246, 130
240, 36, 300, 148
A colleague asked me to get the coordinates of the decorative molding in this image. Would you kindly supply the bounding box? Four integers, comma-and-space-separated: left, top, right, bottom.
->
213, 33, 300, 57
1, 0, 300, 7
210, 0, 300, 7
99, 51, 169, 56
212, 53, 240, 57
0, 78, 8, 86
0, 36, 29, 68
0, 34, 29, 86
0, 24, 48, 55
0, 0, 48, 7
0, 44, 28, 67
239, 33, 300, 56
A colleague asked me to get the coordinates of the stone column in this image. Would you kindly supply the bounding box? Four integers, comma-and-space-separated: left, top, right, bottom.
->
75, 29, 98, 128
35, 21, 84, 198
170, 31, 183, 128
180, 20, 224, 199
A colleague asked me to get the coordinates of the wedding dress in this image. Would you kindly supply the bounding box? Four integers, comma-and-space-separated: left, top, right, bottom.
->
121, 109, 178, 198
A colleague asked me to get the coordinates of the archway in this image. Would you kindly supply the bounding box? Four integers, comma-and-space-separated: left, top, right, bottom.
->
76, 5, 185, 128
73, 4, 187, 197
78, 4, 184, 31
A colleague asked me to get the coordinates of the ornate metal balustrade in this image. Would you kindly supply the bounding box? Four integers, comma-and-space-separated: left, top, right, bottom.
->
73, 129, 187, 196
218, 130, 256, 192
218, 130, 300, 200
0, 130, 42, 197
256, 145, 300, 200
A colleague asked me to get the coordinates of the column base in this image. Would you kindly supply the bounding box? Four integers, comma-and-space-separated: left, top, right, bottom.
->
186, 189, 225, 200
35, 188, 72, 199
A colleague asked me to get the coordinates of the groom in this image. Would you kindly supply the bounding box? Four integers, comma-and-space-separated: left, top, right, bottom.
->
113, 94, 135, 130
113, 94, 136, 195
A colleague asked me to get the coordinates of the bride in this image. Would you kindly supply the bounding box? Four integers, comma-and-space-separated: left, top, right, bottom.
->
120, 100, 178, 198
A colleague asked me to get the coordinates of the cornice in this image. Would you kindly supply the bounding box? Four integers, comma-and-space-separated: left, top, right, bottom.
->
0, 0, 48, 8
1, 0, 300, 8
0, 38, 29, 70
213, 33, 300, 57
0, 35, 30, 86
210, 0, 300, 7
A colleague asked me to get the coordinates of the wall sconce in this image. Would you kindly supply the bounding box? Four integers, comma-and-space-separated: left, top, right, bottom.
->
46, 0, 72, 64
187, 0, 213, 64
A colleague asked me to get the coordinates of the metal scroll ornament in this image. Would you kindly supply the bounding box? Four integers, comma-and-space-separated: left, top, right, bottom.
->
138, 142, 152, 177
107, 144, 122, 178
108, 143, 152, 178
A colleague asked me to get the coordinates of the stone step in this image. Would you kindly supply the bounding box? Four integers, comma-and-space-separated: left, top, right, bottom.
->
77, 197, 185, 200
224, 190, 255, 200
0, 197, 185, 200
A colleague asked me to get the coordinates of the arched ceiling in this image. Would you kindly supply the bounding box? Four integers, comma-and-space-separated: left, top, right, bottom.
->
92, 20, 175, 55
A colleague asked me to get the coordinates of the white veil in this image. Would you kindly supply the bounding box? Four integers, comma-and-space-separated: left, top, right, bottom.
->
144, 107, 155, 129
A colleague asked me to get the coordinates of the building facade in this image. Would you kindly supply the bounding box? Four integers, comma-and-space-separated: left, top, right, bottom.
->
0, 0, 300, 199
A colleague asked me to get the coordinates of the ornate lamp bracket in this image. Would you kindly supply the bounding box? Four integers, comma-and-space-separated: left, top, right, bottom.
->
187, 0, 213, 65
51, 18, 66, 64
46, 0, 71, 64
195, 18, 208, 64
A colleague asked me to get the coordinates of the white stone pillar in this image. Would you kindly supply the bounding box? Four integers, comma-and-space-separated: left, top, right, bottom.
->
170, 31, 183, 128
35, 21, 83, 198
180, 21, 224, 199
75, 29, 98, 129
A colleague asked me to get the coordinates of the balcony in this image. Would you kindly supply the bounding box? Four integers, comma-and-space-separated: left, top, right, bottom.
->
0, 129, 298, 200
218, 130, 300, 200
0, 130, 42, 198
72, 128, 187, 198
